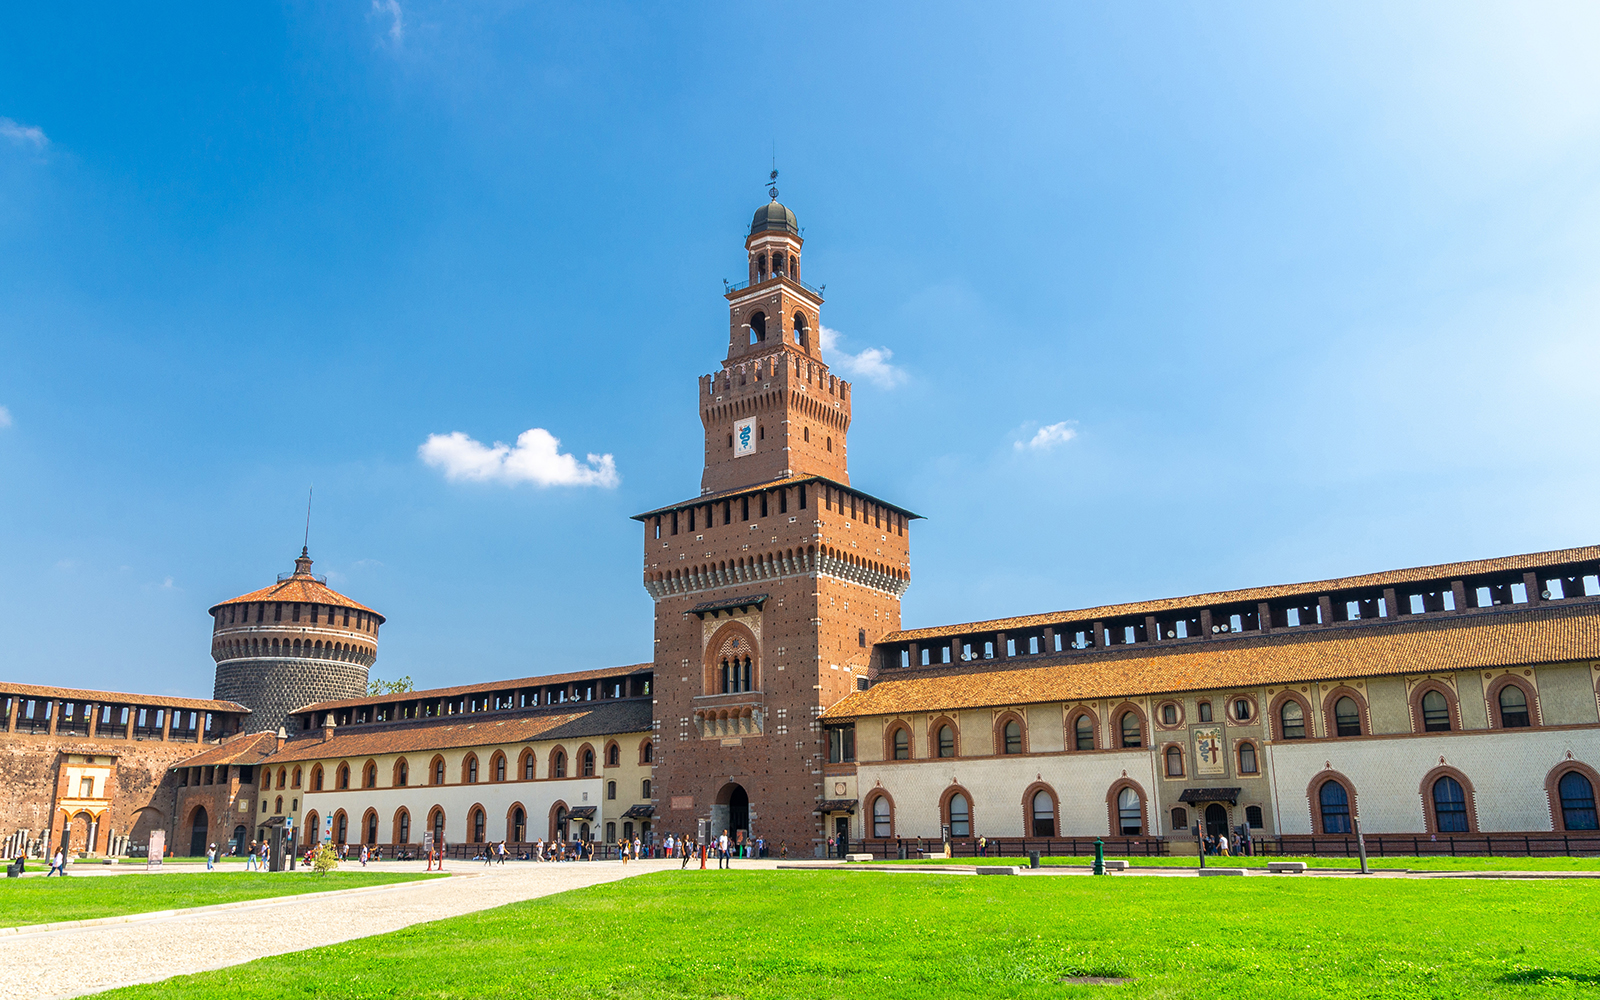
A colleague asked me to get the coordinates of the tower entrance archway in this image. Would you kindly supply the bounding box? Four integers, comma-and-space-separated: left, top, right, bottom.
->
189, 807, 210, 857
1205, 803, 1229, 837
712, 783, 750, 844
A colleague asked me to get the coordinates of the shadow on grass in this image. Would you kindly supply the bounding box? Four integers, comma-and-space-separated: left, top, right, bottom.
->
1498, 968, 1600, 986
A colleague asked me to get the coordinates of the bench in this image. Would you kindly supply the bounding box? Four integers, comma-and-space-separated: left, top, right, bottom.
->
977, 866, 1023, 875
1267, 861, 1307, 873
1198, 867, 1249, 876
844, 853, 874, 863
1101, 859, 1129, 871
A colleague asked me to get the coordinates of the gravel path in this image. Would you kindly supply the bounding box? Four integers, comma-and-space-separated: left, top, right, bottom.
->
2, 858, 720, 1000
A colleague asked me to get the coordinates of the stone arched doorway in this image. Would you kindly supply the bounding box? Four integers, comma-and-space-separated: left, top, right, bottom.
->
189, 807, 210, 857
712, 782, 750, 844
68, 812, 93, 854
1204, 803, 1229, 837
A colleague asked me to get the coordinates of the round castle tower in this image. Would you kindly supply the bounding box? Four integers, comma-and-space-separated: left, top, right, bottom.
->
208, 549, 385, 733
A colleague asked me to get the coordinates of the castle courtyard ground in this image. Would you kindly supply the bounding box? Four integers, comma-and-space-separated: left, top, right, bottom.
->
2, 859, 1597, 999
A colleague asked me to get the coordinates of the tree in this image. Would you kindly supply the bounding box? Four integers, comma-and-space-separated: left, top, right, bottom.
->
368, 676, 414, 696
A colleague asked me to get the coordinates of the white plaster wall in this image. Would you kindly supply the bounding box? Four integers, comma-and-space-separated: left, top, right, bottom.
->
857, 749, 1156, 839
1267, 728, 1600, 834
304, 778, 603, 843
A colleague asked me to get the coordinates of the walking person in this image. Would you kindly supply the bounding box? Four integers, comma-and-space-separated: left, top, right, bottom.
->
718, 829, 730, 869
206, 843, 216, 871
360, 844, 369, 867
244, 842, 258, 872
47, 849, 65, 877
1218, 832, 1230, 858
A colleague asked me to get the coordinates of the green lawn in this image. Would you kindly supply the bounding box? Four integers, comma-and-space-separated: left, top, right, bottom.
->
94, 869, 1600, 999
867, 854, 1600, 872
2, 871, 438, 929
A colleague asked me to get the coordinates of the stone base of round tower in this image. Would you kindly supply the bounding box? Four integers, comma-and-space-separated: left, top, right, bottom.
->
213, 658, 369, 733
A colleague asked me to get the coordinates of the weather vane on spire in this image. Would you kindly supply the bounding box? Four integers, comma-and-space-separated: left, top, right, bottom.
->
302, 485, 313, 557
767, 148, 779, 202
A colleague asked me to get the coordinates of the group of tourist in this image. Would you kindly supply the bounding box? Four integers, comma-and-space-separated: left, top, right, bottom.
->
1201, 830, 1254, 856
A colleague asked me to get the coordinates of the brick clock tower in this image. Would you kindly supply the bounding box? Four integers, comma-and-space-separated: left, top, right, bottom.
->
636, 192, 915, 855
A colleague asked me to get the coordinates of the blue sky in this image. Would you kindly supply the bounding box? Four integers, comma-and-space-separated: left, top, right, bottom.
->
4, 3, 1599, 699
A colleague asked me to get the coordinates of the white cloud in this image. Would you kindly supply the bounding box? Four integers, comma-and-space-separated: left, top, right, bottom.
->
819, 325, 907, 388
0, 118, 46, 148
371, 0, 404, 44
1015, 422, 1078, 451
419, 427, 619, 488
0, 405, 10, 428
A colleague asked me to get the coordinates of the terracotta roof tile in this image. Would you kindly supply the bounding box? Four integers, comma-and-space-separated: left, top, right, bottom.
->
293, 663, 653, 714
208, 575, 382, 619
0, 682, 248, 713
632, 475, 921, 521
826, 603, 1600, 719
172, 731, 280, 768
266, 699, 653, 763
886, 544, 1600, 642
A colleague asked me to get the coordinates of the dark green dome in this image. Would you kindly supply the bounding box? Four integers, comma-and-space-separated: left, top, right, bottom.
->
750, 200, 799, 236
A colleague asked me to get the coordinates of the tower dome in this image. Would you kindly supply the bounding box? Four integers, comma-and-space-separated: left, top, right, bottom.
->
750, 200, 799, 236
207, 549, 385, 733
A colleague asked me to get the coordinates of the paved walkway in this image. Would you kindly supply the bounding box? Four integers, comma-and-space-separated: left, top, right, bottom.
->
2, 858, 729, 1000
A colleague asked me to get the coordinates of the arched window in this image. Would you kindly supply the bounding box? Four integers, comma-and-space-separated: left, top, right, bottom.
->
1171, 807, 1189, 831
396, 760, 408, 786
1238, 742, 1258, 774
872, 796, 891, 837
1031, 790, 1056, 836
1197, 702, 1213, 723
582, 749, 595, 776
274, 795, 283, 813
1074, 714, 1095, 751
947, 793, 971, 837
1319, 780, 1352, 834
1334, 697, 1362, 737
1161, 704, 1177, 725
336, 764, 350, 789
522, 752, 536, 780
1432, 776, 1468, 832
858, 629, 867, 648
553, 751, 567, 778
607, 744, 620, 767
1559, 772, 1598, 830
1117, 787, 1142, 835
311, 766, 324, 791
396, 809, 410, 844
1120, 712, 1142, 748
748, 311, 767, 344
642, 779, 651, 799
431, 808, 444, 845
365, 811, 378, 844
792, 311, 809, 349
606, 822, 616, 843
277, 767, 287, 789
607, 781, 617, 800
466, 757, 478, 783
1497, 685, 1531, 728
292, 767, 302, 789
1003, 720, 1022, 754
335, 811, 348, 844
1422, 690, 1451, 731
433, 758, 446, 785
1280, 701, 1306, 739
1165, 745, 1184, 777
495, 755, 506, 782
472, 808, 485, 843
304, 811, 319, 847
937, 725, 955, 758
642, 742, 653, 763
893, 727, 910, 760
363, 763, 376, 788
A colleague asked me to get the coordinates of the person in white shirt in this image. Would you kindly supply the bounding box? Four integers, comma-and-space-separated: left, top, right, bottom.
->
717, 830, 730, 869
